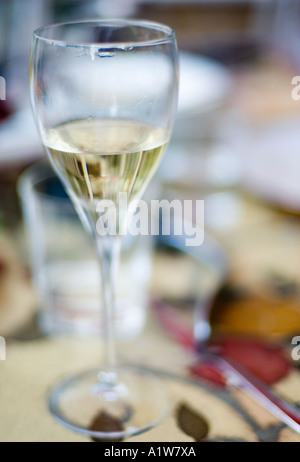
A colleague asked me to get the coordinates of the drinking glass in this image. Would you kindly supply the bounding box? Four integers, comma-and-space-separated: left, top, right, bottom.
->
29, 19, 178, 439
18, 161, 153, 338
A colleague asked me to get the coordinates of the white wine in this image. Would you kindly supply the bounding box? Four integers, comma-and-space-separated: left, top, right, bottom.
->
44, 118, 167, 208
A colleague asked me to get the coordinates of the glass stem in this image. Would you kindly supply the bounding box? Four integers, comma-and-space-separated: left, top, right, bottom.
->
96, 234, 121, 389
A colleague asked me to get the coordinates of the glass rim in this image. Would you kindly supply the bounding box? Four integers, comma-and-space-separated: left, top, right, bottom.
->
32, 18, 176, 48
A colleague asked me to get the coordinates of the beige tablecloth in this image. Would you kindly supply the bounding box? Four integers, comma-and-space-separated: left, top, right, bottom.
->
1, 315, 300, 442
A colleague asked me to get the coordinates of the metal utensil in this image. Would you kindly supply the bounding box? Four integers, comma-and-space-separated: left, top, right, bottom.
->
155, 230, 300, 434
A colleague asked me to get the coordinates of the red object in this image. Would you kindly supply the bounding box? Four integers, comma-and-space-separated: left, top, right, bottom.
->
152, 299, 290, 386
0, 259, 6, 277
190, 337, 290, 387
152, 300, 195, 350
0, 100, 12, 122
190, 361, 227, 387
211, 337, 290, 385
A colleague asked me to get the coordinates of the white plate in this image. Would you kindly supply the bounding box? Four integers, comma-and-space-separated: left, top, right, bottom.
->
243, 115, 300, 212
0, 52, 232, 168
0, 107, 42, 167
178, 52, 233, 117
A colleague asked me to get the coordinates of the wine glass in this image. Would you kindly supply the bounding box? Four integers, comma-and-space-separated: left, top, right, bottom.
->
29, 19, 178, 440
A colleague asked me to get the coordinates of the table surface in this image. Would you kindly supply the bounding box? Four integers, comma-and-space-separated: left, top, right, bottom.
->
2, 53, 300, 442
1, 307, 300, 442
2, 195, 300, 442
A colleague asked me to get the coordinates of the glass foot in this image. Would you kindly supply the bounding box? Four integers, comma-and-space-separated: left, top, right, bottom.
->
49, 366, 170, 440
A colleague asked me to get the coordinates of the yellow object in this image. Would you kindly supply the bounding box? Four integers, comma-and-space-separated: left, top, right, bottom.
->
211, 291, 300, 339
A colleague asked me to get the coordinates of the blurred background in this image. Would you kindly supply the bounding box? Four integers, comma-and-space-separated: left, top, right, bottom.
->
1, 0, 300, 344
